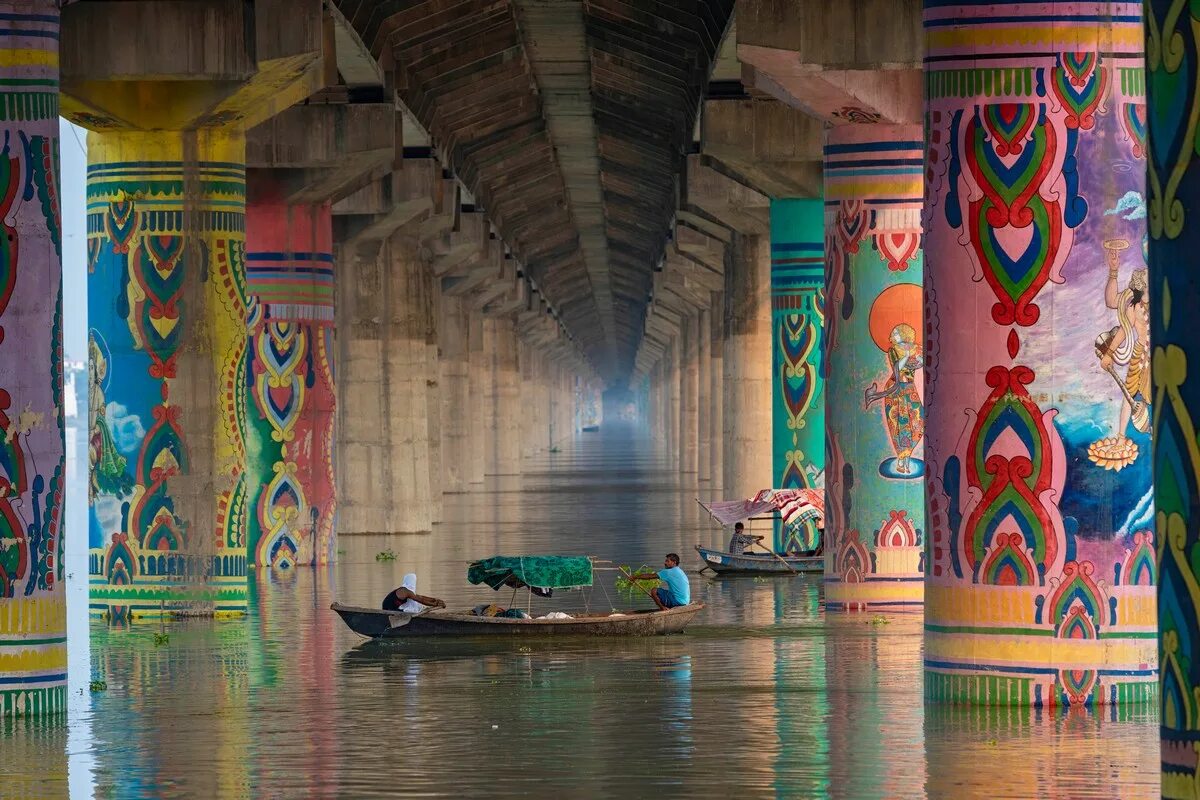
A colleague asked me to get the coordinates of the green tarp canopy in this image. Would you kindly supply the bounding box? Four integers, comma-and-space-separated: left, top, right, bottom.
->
467, 556, 593, 591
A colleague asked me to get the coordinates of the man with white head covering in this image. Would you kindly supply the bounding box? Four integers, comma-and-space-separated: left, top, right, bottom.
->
382, 573, 446, 613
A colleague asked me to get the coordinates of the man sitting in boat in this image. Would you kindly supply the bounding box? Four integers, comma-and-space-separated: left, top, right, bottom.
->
628, 554, 690, 610
728, 522, 763, 555
382, 573, 446, 613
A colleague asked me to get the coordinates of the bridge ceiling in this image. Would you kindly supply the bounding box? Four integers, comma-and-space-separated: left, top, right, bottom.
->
333, 0, 733, 381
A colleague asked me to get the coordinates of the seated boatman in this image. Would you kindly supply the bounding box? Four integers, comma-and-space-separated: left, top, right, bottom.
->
628, 553, 691, 610
728, 522, 762, 555
382, 573, 447, 613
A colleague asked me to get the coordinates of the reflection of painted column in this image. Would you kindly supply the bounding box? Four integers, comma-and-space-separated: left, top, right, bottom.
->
923, 1, 1155, 706
1148, 0, 1200, 790
823, 126, 925, 611
769, 201, 825, 551
243, 199, 336, 568
0, 3, 66, 717
88, 130, 249, 618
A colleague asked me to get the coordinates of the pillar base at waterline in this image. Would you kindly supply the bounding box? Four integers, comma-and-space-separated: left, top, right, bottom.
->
922, 585, 1156, 707
0, 597, 67, 718
88, 570, 249, 620
825, 577, 924, 610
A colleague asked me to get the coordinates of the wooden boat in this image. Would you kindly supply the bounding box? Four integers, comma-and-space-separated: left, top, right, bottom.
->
695, 544, 822, 575
331, 602, 704, 639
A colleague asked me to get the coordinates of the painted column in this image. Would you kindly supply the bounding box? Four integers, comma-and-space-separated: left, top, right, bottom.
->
1148, 0, 1200, 790
243, 198, 336, 568
769, 201, 826, 551
823, 125, 925, 611
439, 295, 470, 492
697, 307, 712, 482
923, 0, 1154, 706
88, 130, 249, 618
0, 2, 65, 716
709, 291, 724, 494
724, 235, 774, 501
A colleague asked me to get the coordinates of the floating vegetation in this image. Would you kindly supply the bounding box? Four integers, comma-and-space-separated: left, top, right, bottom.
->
615, 565, 659, 595
870, 615, 890, 626
89, 679, 107, 692
153, 632, 170, 646
375, 550, 397, 562
549, 446, 561, 453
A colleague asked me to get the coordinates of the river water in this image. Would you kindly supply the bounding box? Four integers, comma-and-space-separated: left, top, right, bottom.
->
3, 421, 1158, 798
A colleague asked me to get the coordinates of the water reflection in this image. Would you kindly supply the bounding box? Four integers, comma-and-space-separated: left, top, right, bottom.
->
0, 421, 1160, 798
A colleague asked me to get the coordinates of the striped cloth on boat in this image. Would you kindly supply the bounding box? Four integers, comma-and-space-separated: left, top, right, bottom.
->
750, 489, 825, 530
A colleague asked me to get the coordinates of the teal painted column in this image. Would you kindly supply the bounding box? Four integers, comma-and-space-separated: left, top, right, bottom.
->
823, 124, 925, 611
770, 199, 825, 552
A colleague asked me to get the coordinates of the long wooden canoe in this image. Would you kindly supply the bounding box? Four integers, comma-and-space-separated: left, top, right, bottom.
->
695, 544, 822, 575
331, 602, 704, 638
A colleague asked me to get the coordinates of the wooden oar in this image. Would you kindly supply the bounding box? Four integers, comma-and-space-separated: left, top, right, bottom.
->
757, 544, 800, 576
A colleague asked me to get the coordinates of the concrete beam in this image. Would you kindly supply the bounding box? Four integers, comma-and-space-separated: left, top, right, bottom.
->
683, 155, 771, 236
700, 98, 824, 198
737, 0, 922, 71
62, 0, 325, 131
333, 159, 439, 248
247, 103, 394, 205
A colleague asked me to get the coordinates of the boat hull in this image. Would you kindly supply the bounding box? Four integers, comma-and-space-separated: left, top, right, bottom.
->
331, 602, 704, 638
695, 545, 822, 574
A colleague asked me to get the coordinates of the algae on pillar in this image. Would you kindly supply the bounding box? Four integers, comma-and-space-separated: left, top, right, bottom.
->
1147, 0, 1200, 789
822, 125, 924, 611
768, 201, 825, 551
923, 0, 1154, 705
0, 1, 66, 717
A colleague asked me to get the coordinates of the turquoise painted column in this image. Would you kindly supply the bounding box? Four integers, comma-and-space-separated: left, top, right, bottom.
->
823, 125, 925, 611
769, 199, 825, 552
1149, 0, 1200, 793
0, 0, 66, 717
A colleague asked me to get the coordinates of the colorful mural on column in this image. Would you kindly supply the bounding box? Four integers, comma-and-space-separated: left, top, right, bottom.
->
770, 199, 825, 552
823, 125, 925, 611
87, 131, 250, 618
1147, 0, 1200, 791
244, 200, 336, 568
0, 3, 66, 717
923, 0, 1155, 706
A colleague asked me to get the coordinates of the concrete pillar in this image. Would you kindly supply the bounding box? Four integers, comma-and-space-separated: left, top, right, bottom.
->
87, 129, 253, 616
440, 295, 470, 493
723, 234, 773, 501
709, 292, 725, 495
519, 340, 538, 458
243, 198, 337, 568
425, 272, 443, 524
680, 314, 700, 474
1149, 0, 1200, 782
486, 319, 521, 475
466, 314, 487, 484
667, 339, 682, 471
924, 0, 1154, 707
697, 307, 712, 482
821, 125, 924, 611
767, 200, 825, 552
0, 2, 66, 717
337, 236, 434, 534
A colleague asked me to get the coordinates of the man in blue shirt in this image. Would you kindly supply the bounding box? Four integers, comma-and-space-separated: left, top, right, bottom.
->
629, 553, 690, 610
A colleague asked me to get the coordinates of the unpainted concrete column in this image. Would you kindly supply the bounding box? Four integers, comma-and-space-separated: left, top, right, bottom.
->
681, 314, 700, 474
723, 234, 773, 499
439, 295, 471, 493
244, 198, 337, 567
486, 319, 522, 475
466, 314, 487, 484
667, 339, 682, 471
709, 292, 725, 494
424, 271, 443, 524
0, 2, 66, 716
697, 307, 713, 482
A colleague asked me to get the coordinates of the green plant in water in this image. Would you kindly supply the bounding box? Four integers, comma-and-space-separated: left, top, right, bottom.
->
153, 632, 169, 646
615, 564, 660, 595
375, 549, 397, 562
549, 446, 561, 453
870, 615, 889, 626
89, 679, 107, 692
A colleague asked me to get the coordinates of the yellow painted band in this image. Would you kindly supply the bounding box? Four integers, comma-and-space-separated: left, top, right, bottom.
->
927, 583, 1158, 627
0, 598, 66, 637
826, 582, 924, 604
823, 180, 922, 202
926, 26, 1142, 52
0, 645, 67, 674
87, 129, 246, 169
925, 631, 1156, 668
0, 49, 58, 69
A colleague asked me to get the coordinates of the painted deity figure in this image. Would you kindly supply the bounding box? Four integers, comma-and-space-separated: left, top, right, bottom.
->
1088, 239, 1150, 472
88, 333, 130, 501
865, 323, 925, 475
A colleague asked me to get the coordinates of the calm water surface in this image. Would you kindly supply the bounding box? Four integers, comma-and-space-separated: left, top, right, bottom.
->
3, 422, 1158, 798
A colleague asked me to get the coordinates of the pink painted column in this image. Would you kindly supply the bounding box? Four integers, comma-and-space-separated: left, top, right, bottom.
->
244, 198, 337, 567
0, 1, 65, 717
923, 0, 1154, 706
